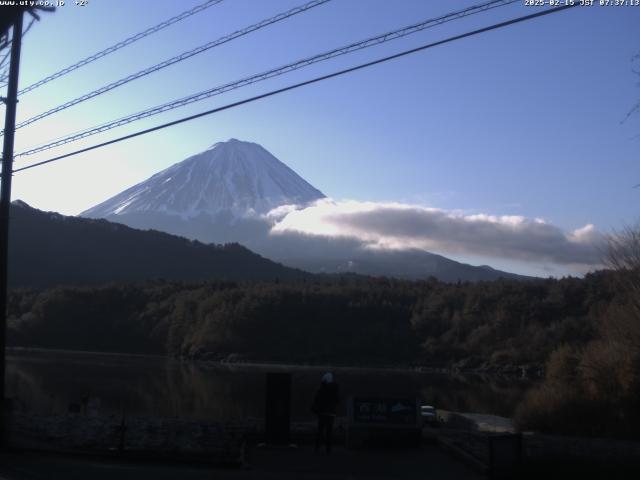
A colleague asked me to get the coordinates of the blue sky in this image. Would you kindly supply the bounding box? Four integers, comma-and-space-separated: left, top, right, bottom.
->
3, 0, 640, 276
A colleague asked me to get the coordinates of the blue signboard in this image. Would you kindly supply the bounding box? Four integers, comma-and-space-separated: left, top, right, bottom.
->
351, 397, 417, 426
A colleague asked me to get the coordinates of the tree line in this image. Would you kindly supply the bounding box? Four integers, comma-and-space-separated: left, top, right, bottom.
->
7, 272, 618, 369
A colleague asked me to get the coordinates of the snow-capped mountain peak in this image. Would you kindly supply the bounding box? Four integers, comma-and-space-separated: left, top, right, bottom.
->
82, 139, 325, 219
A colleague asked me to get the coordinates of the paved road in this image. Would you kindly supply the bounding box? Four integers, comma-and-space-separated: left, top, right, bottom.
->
0, 445, 482, 480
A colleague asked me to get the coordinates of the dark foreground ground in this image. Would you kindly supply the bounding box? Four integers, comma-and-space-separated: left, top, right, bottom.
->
0, 444, 481, 480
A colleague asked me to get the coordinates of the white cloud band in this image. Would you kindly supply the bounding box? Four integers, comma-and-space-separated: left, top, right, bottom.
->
269, 199, 602, 268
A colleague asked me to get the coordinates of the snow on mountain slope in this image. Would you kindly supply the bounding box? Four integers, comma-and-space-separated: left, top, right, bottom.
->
82, 139, 325, 219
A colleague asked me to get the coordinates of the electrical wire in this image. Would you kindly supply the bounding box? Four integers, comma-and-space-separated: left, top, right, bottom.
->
9, 3, 578, 176
10, 0, 331, 132
15, 0, 519, 158
17, 0, 225, 96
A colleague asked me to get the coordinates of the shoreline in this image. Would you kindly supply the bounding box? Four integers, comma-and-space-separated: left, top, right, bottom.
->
6, 346, 542, 378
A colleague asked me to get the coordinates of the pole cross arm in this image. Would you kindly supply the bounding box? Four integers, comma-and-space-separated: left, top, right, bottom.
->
0, 6, 54, 39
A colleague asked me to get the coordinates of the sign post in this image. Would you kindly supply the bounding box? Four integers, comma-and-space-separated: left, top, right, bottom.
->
264, 372, 292, 446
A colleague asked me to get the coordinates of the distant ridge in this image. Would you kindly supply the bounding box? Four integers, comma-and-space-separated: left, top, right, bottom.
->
9, 201, 308, 288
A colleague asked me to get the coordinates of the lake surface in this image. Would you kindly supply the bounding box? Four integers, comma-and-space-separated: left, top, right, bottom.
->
6, 348, 534, 421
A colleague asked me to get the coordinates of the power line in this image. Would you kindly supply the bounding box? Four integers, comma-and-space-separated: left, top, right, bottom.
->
10, 4, 578, 176
17, 0, 225, 96
16, 0, 517, 149
16, 0, 519, 158
9, 0, 331, 132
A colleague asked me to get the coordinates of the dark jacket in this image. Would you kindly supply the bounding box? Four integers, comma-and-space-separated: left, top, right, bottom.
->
312, 382, 340, 415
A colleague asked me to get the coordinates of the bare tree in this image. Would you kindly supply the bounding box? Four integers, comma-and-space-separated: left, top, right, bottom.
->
605, 224, 640, 316
594, 225, 640, 401
626, 52, 640, 124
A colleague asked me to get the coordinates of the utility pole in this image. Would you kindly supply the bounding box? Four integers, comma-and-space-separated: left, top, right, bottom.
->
0, 10, 23, 448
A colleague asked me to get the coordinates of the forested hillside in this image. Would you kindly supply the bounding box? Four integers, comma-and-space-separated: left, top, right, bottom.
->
7, 272, 617, 369
8, 201, 307, 287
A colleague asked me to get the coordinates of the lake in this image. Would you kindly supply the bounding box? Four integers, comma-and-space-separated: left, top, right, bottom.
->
6, 348, 534, 421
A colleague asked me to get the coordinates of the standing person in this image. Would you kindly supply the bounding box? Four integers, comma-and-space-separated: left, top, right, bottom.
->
312, 372, 340, 454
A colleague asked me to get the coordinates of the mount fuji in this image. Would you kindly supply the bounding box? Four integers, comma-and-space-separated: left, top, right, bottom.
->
83, 138, 325, 219
82, 139, 528, 281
